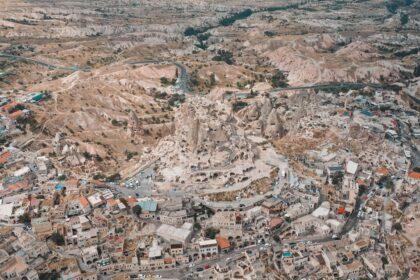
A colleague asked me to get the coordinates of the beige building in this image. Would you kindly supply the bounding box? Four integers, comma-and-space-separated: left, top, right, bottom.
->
82, 246, 99, 265
170, 243, 184, 256
210, 211, 243, 239
338, 260, 365, 279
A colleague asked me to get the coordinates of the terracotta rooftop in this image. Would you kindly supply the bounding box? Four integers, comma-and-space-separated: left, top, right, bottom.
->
8, 180, 29, 191
216, 236, 231, 250
1, 101, 19, 112
376, 167, 389, 176
269, 217, 284, 229
79, 196, 90, 208
164, 257, 175, 264
107, 198, 118, 207
0, 151, 11, 165
408, 171, 420, 180
9, 110, 24, 119
126, 197, 138, 205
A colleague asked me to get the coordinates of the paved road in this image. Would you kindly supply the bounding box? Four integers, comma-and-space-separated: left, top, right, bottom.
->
280, 189, 365, 245
0, 222, 25, 228
151, 245, 260, 279
173, 62, 190, 94
0, 52, 90, 72
128, 60, 190, 95
269, 82, 400, 94
0, 53, 189, 94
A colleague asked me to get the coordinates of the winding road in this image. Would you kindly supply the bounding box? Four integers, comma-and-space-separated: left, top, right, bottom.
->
0, 53, 189, 95
270, 82, 401, 94
127, 60, 190, 94
0, 52, 91, 72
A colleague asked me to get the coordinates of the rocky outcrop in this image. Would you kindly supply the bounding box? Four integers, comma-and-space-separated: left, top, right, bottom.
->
237, 96, 287, 139
52, 132, 86, 166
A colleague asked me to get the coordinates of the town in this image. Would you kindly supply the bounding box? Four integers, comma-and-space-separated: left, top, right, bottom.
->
1, 82, 419, 279
0, 0, 419, 279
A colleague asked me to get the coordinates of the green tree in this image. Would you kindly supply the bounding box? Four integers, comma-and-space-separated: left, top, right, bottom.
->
379, 175, 394, 191
270, 70, 288, 88
161, 77, 170, 86
53, 192, 60, 205
51, 232, 65, 246
219, 9, 252, 26
358, 185, 367, 196
400, 13, 409, 25
392, 222, 403, 232
414, 63, 420, 77
194, 222, 202, 231
184, 27, 199, 36
60, 187, 67, 197
332, 171, 344, 187
204, 227, 219, 239
264, 31, 276, 37
39, 271, 59, 280
381, 256, 389, 268
160, 77, 175, 87
197, 33, 210, 42
210, 73, 216, 87
212, 50, 234, 65
205, 207, 215, 217
132, 205, 142, 216
111, 119, 120, 126
106, 173, 121, 182
119, 197, 129, 209
386, 2, 398, 14
385, 179, 394, 190
18, 213, 31, 225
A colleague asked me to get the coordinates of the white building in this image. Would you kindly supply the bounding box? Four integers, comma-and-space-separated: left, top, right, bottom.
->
198, 239, 218, 257
13, 166, 31, 177
0, 203, 14, 222
156, 223, 192, 245
325, 219, 342, 234
346, 160, 359, 176
311, 201, 330, 220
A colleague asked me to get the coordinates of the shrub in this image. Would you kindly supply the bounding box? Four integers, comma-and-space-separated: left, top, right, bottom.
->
106, 173, 121, 182
219, 9, 252, 26
212, 50, 234, 65
232, 101, 248, 112
271, 70, 289, 88
400, 13, 409, 25
133, 205, 142, 216
51, 232, 65, 246
205, 227, 219, 239
18, 213, 31, 225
